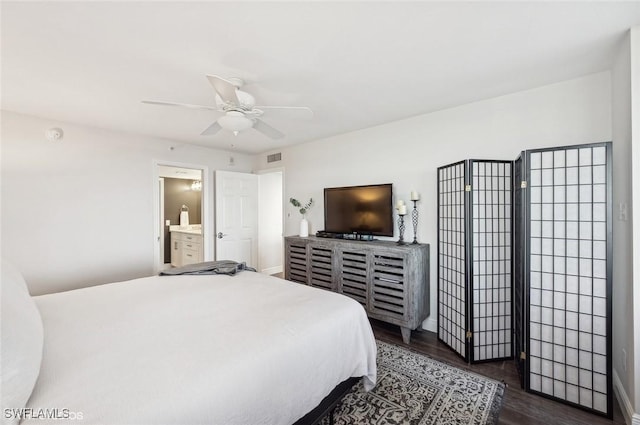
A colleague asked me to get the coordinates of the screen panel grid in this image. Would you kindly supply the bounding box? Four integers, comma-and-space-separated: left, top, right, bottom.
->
471, 161, 512, 361
437, 162, 467, 359
527, 145, 610, 414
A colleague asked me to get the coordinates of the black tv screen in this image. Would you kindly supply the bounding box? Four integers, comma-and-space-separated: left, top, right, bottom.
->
324, 184, 393, 236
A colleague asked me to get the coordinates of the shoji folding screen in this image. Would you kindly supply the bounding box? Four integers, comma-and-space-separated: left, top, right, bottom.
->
437, 160, 513, 363
438, 142, 612, 417
514, 142, 612, 417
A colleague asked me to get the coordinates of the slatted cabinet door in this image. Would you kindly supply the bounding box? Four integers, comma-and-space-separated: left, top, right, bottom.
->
338, 249, 369, 307
368, 245, 430, 345
286, 239, 308, 284
309, 244, 335, 290
371, 253, 408, 322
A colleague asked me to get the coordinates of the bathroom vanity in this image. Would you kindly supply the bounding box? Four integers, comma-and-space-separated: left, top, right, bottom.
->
170, 227, 203, 267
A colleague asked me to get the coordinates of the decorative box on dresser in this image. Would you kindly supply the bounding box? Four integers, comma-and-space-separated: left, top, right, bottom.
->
284, 236, 429, 343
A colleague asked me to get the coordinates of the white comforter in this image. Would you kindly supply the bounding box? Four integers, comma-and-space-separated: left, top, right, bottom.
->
25, 272, 377, 425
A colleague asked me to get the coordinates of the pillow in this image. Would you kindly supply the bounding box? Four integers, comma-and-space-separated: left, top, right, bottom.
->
1, 260, 44, 425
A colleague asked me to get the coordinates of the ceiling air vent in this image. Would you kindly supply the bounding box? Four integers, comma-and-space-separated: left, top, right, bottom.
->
267, 153, 282, 163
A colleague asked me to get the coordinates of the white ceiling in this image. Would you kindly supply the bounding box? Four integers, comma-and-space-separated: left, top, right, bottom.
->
2, 1, 640, 154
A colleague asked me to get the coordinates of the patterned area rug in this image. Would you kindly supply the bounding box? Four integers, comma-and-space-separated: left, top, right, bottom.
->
326, 340, 505, 425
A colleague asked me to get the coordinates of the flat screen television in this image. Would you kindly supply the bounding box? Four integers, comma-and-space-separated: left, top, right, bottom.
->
324, 183, 393, 237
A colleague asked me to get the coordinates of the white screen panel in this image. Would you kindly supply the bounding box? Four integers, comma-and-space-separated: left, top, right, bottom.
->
438, 162, 467, 359
471, 161, 512, 361
527, 144, 610, 415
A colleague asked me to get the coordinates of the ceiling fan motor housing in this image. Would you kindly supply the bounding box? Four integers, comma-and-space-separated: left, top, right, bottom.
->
215, 90, 255, 111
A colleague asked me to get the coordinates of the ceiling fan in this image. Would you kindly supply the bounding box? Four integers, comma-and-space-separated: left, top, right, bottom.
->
142, 75, 312, 139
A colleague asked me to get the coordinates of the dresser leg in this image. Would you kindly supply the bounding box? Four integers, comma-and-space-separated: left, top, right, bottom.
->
400, 327, 411, 344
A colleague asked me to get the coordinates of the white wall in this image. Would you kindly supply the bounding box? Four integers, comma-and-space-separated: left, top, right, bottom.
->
1, 111, 253, 295
611, 28, 638, 424
257, 170, 283, 274
631, 26, 640, 423
255, 71, 613, 332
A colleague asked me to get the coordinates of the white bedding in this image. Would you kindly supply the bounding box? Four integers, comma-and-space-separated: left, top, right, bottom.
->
24, 272, 377, 425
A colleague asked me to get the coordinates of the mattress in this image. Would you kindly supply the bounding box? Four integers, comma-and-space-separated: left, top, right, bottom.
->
24, 272, 377, 425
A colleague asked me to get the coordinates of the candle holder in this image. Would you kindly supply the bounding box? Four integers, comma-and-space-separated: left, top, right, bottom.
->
397, 214, 407, 245
411, 200, 419, 244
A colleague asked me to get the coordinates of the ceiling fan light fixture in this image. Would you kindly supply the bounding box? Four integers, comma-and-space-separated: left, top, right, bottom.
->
217, 111, 253, 134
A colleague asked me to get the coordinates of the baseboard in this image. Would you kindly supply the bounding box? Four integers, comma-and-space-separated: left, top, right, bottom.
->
613, 369, 640, 425
262, 265, 283, 276
421, 317, 437, 333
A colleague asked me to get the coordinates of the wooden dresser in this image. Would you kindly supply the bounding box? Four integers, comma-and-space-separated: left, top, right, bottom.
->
285, 236, 429, 343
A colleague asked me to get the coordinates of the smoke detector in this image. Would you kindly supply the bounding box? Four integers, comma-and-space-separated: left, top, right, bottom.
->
46, 128, 64, 141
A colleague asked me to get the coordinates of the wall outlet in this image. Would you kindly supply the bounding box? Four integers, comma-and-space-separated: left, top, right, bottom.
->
619, 202, 628, 221
165, 220, 171, 226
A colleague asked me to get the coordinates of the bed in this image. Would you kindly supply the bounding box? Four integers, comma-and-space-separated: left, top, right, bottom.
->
1, 261, 377, 425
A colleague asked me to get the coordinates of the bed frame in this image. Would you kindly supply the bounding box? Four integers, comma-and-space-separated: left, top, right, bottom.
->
293, 377, 359, 425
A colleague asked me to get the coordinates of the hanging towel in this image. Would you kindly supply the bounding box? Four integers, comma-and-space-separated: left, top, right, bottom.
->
179, 205, 189, 227
180, 210, 189, 227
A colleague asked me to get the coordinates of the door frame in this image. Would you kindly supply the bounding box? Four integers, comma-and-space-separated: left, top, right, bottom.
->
152, 160, 211, 274
255, 166, 285, 275
159, 177, 165, 265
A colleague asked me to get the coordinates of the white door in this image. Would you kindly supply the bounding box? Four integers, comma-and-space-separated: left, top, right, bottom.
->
215, 170, 259, 267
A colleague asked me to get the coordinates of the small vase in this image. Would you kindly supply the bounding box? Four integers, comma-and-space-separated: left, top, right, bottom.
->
299, 217, 309, 237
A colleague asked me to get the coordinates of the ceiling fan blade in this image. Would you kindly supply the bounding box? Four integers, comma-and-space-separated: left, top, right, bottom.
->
254, 105, 314, 119
201, 121, 222, 136
206, 75, 240, 105
253, 119, 285, 140
142, 100, 218, 111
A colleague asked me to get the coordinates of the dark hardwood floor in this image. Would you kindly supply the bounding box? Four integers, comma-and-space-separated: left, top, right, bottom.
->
369, 319, 627, 425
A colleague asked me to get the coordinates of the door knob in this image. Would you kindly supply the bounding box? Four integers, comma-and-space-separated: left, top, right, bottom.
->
217, 232, 228, 239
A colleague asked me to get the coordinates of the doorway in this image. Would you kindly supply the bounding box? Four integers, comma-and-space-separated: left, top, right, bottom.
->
154, 163, 209, 273
213, 169, 284, 274
257, 169, 284, 275
154, 164, 283, 275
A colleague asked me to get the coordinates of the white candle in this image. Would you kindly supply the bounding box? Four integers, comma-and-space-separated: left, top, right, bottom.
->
398, 205, 407, 215
410, 191, 419, 201
396, 199, 405, 209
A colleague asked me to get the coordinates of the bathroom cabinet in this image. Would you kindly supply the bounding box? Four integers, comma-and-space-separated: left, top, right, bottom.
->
171, 231, 203, 267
